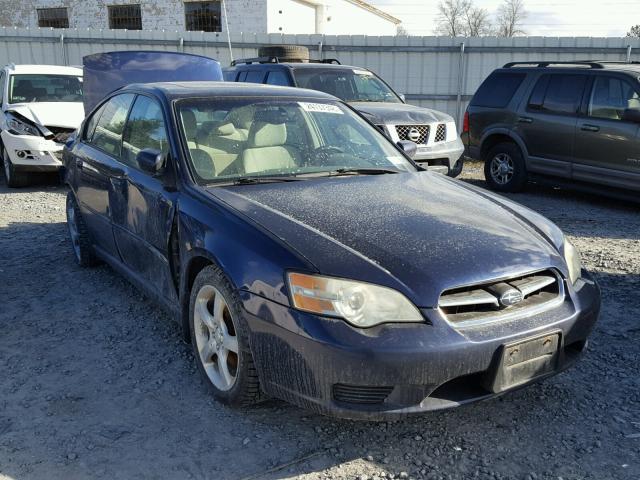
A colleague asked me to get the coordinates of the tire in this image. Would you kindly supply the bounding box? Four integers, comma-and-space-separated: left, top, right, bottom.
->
3, 148, 29, 188
447, 157, 464, 178
483, 142, 527, 192
258, 45, 309, 62
189, 265, 264, 407
66, 192, 100, 267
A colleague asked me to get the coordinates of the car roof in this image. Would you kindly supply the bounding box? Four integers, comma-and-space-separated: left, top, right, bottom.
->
122, 81, 338, 100
496, 62, 640, 76
4, 64, 83, 76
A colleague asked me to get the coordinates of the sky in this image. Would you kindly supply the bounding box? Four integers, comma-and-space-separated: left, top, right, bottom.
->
367, 0, 636, 37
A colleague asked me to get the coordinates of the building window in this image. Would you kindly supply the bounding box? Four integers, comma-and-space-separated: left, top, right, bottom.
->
185, 1, 222, 32
37, 8, 69, 28
108, 4, 142, 30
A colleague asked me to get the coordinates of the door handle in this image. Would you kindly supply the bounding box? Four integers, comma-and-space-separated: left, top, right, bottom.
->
518, 117, 533, 124
581, 124, 600, 132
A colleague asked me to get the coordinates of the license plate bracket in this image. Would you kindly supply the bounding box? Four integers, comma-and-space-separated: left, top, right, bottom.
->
484, 331, 561, 393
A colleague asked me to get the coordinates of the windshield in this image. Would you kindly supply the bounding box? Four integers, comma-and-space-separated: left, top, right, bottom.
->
293, 68, 402, 104
177, 97, 416, 184
9, 74, 83, 103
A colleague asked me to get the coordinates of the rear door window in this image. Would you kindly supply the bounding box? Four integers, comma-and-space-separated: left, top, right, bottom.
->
245, 71, 265, 83
265, 70, 290, 86
528, 74, 588, 115
89, 93, 135, 156
471, 72, 526, 108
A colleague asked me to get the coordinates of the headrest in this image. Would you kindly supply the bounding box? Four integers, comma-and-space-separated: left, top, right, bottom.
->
251, 123, 287, 148
216, 122, 237, 136
181, 110, 197, 138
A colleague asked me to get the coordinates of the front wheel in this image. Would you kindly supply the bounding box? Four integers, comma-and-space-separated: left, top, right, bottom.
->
189, 265, 264, 407
447, 157, 464, 178
3, 148, 29, 188
483, 142, 527, 192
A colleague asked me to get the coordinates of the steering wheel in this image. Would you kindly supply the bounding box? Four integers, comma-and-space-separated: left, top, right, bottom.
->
312, 145, 345, 166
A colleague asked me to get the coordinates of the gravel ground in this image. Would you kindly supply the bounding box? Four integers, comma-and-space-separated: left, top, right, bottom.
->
0, 165, 638, 480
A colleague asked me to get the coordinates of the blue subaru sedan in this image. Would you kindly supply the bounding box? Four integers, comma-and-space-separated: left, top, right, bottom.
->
64, 82, 600, 419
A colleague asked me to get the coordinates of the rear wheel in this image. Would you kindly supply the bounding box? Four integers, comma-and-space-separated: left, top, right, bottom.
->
484, 142, 527, 192
3, 148, 29, 188
448, 157, 464, 178
66, 192, 100, 267
189, 265, 264, 407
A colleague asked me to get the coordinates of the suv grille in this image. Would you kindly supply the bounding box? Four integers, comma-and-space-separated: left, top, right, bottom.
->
333, 384, 393, 404
46, 126, 75, 144
439, 270, 562, 327
396, 125, 429, 144
434, 124, 447, 142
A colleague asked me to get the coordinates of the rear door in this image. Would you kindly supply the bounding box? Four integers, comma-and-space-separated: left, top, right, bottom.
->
110, 94, 178, 302
572, 74, 640, 191
71, 93, 134, 258
515, 73, 588, 178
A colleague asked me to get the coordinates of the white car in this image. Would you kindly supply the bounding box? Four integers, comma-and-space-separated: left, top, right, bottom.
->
0, 64, 84, 187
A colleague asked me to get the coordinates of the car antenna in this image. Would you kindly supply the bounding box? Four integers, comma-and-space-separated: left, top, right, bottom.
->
222, 0, 234, 63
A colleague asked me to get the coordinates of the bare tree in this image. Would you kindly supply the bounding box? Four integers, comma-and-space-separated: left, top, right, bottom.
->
396, 24, 410, 36
627, 25, 640, 37
436, 0, 491, 37
435, 0, 470, 37
496, 0, 527, 37
464, 6, 491, 37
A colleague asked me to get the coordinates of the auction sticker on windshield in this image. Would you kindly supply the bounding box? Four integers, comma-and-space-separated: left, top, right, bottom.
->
299, 102, 344, 114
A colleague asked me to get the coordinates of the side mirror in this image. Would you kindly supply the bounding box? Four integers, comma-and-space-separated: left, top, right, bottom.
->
397, 140, 417, 159
136, 148, 165, 175
399, 93, 406, 103
622, 108, 640, 124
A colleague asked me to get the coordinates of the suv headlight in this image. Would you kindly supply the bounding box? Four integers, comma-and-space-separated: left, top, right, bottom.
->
287, 272, 423, 328
563, 238, 582, 285
6, 113, 40, 136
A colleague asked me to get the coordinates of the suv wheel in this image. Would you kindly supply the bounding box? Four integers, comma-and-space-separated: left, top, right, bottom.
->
189, 265, 264, 407
484, 142, 527, 192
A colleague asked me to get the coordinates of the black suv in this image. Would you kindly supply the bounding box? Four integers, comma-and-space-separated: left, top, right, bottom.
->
463, 61, 640, 197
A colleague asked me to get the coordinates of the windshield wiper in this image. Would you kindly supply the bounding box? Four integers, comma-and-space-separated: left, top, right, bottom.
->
231, 175, 304, 185
328, 167, 400, 176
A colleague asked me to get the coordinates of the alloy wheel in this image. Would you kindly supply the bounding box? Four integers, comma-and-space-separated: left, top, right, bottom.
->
193, 285, 239, 391
489, 153, 514, 185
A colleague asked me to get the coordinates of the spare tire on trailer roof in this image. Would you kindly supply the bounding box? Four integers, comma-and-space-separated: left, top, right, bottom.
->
258, 45, 310, 62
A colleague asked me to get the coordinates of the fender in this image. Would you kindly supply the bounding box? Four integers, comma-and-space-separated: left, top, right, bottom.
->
480, 127, 530, 165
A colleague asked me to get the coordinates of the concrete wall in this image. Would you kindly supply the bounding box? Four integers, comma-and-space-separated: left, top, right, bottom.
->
267, 0, 317, 34
0, 29, 638, 125
315, 0, 397, 36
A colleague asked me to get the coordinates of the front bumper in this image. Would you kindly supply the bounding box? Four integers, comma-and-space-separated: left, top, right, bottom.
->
241, 272, 600, 420
1, 130, 64, 172
413, 136, 465, 168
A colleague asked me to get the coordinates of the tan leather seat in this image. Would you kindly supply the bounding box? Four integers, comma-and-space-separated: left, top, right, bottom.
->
242, 123, 299, 174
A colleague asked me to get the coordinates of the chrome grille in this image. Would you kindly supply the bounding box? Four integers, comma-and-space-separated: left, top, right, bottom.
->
395, 124, 429, 144
434, 123, 447, 142
46, 126, 75, 144
439, 270, 562, 327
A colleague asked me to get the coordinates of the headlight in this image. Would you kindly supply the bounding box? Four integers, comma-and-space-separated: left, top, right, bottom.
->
287, 272, 423, 328
6, 114, 40, 136
563, 238, 582, 285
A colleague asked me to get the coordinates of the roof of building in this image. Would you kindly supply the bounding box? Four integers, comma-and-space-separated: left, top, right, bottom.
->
4, 64, 83, 75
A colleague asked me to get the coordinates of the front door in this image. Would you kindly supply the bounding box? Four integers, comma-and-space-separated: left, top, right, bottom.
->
572, 74, 640, 191
514, 73, 588, 178
110, 94, 178, 303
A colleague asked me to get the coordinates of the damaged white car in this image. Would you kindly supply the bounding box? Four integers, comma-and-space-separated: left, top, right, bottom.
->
0, 64, 84, 187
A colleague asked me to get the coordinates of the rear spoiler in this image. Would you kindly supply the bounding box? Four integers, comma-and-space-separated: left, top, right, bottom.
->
82, 51, 223, 113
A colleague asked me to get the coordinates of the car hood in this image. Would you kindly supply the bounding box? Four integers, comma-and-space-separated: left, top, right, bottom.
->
208, 172, 566, 307
349, 102, 452, 125
5, 102, 84, 129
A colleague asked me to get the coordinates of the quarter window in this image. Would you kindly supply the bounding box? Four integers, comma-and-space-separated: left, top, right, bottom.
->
471, 72, 526, 108
37, 8, 69, 28
122, 96, 169, 169
265, 71, 290, 86
528, 74, 587, 115
90, 94, 135, 156
108, 4, 142, 30
588, 76, 640, 121
185, 1, 222, 32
